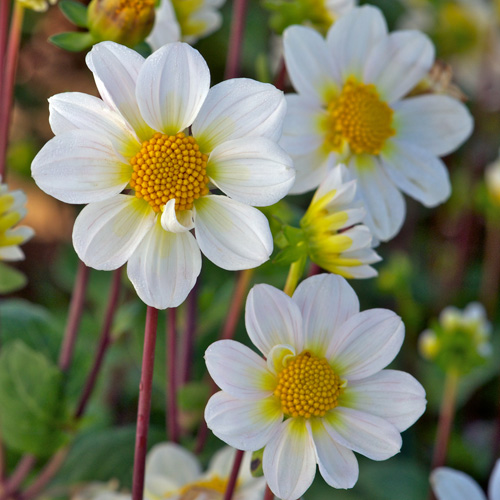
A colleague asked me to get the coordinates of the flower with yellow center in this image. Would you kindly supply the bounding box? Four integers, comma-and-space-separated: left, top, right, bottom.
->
143, 443, 265, 500
281, 5, 473, 241
0, 179, 34, 261
31, 41, 294, 309
205, 274, 427, 500
300, 163, 381, 278
147, 0, 226, 51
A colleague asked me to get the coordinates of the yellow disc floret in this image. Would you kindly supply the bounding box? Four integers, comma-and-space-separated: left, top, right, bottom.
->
324, 77, 395, 156
274, 351, 342, 418
129, 132, 210, 213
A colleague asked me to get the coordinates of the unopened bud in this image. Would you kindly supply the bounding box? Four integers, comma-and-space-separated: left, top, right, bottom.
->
87, 0, 155, 48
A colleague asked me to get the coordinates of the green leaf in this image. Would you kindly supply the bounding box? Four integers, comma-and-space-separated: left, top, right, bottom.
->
0, 341, 68, 457
177, 381, 210, 412
59, 0, 88, 27
0, 262, 27, 294
49, 31, 95, 52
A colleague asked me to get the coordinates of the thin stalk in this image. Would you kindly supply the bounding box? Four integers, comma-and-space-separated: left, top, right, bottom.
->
224, 0, 249, 79
19, 448, 68, 500
59, 261, 91, 372
74, 268, 122, 419
180, 283, 198, 384
431, 370, 460, 470
273, 58, 287, 91
263, 485, 274, 500
0, 2, 24, 178
167, 308, 179, 443
195, 269, 254, 454
0, 455, 36, 500
132, 306, 159, 500
0, 0, 10, 98
479, 215, 500, 317
283, 256, 307, 297
223, 449, 244, 500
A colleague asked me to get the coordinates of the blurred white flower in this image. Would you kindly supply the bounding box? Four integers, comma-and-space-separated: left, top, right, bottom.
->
431, 459, 500, 500
281, 5, 473, 241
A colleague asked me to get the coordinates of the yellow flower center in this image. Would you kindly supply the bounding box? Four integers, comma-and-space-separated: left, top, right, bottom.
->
129, 132, 210, 213
324, 78, 395, 156
274, 351, 342, 419
115, 0, 154, 15
176, 475, 228, 500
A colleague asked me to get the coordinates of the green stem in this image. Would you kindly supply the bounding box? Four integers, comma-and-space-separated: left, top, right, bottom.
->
283, 256, 307, 297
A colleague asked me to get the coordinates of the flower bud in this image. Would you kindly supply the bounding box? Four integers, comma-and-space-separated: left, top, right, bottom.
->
419, 303, 492, 374
87, 0, 155, 48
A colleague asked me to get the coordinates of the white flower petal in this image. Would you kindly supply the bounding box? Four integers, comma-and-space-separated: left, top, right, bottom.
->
205, 391, 282, 451
280, 94, 324, 156
192, 79, 286, 153
73, 195, 155, 271
183, 9, 223, 44
160, 199, 195, 233
381, 140, 451, 207
208, 137, 294, 207
343, 369, 426, 432
283, 25, 340, 104
393, 95, 473, 157
364, 30, 434, 103
31, 130, 130, 204
431, 468, 486, 500
136, 42, 210, 134
263, 418, 316, 500
288, 149, 332, 195
145, 443, 201, 492
0, 246, 24, 261
349, 154, 406, 242
194, 195, 272, 270
327, 309, 404, 380
86, 42, 154, 141
325, 407, 402, 460
205, 340, 276, 399
48, 92, 140, 158
292, 274, 359, 358
309, 418, 359, 489
127, 221, 201, 309
489, 460, 500, 500
245, 284, 304, 357
326, 5, 388, 80
146, 0, 181, 51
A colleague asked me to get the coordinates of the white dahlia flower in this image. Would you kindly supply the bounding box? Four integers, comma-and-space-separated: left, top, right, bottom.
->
205, 274, 426, 499
32, 41, 294, 310
281, 5, 473, 241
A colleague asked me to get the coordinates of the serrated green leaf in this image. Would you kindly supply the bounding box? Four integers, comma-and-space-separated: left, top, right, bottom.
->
59, 0, 88, 28
49, 31, 95, 52
0, 262, 27, 294
177, 381, 211, 411
0, 341, 68, 457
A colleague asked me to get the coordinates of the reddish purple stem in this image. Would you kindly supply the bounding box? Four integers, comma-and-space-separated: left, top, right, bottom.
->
223, 449, 244, 500
224, 0, 249, 80
167, 308, 180, 443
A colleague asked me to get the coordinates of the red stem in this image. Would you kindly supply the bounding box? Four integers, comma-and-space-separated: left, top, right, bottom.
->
167, 308, 179, 443
195, 270, 253, 454
263, 485, 274, 500
224, 0, 249, 80
59, 261, 90, 372
0, 2, 23, 179
223, 449, 244, 500
273, 58, 287, 91
132, 306, 159, 500
19, 448, 68, 500
0, 0, 10, 99
0, 455, 36, 500
74, 268, 122, 419
180, 283, 198, 385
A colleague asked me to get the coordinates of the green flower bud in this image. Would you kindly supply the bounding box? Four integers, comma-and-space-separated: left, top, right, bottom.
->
87, 0, 155, 48
419, 303, 492, 374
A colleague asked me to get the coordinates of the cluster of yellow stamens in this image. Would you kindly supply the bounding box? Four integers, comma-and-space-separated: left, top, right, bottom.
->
129, 132, 209, 213
175, 475, 227, 500
115, 0, 153, 15
324, 77, 395, 156
274, 351, 342, 419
